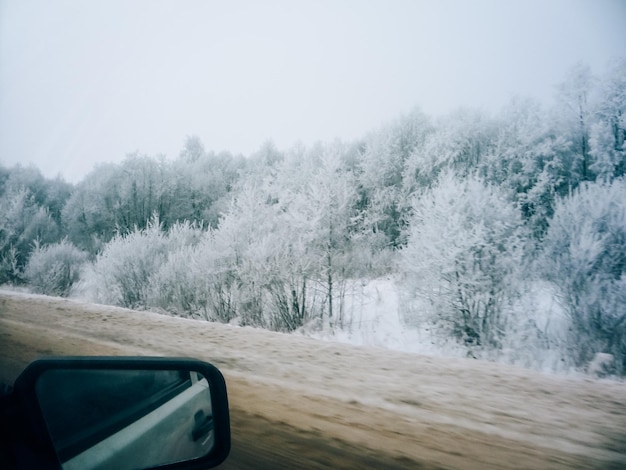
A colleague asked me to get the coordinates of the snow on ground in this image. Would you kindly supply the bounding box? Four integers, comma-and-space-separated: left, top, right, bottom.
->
303, 277, 578, 376
303, 278, 416, 348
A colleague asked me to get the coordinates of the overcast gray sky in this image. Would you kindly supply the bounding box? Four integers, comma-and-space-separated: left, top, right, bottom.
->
1, 0, 624, 183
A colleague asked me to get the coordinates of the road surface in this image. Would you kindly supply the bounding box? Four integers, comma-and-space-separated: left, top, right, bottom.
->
1, 290, 625, 469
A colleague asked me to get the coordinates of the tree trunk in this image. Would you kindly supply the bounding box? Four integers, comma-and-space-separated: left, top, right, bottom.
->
327, 249, 333, 326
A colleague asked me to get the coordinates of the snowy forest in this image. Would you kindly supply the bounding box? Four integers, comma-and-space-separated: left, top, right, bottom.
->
2, 60, 625, 375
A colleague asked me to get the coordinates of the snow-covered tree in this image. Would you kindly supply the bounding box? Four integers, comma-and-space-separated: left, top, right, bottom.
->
0, 164, 72, 226
146, 222, 219, 320
401, 171, 526, 349
173, 177, 314, 330
554, 62, 597, 182
591, 58, 626, 179
289, 143, 363, 328
179, 134, 206, 163
484, 96, 570, 239
590, 120, 624, 180
358, 109, 433, 246
0, 187, 59, 283
541, 179, 626, 374
169, 140, 244, 228
62, 163, 127, 252
214, 183, 288, 328
63, 150, 235, 252
403, 108, 494, 192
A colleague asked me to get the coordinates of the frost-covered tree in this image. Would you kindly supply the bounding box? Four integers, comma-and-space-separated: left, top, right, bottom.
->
590, 121, 624, 180
484, 97, 570, 239
541, 180, 626, 374
214, 183, 285, 327
179, 134, 206, 163
147, 169, 311, 328
554, 62, 597, 182
149, 231, 236, 323
0, 164, 72, 226
211, 177, 315, 330
0, 187, 59, 283
114, 153, 170, 230
403, 108, 494, 192
62, 163, 128, 252
24, 239, 87, 296
358, 108, 433, 246
169, 137, 245, 228
63, 140, 243, 253
0, 164, 69, 283
591, 58, 626, 179
63, 154, 180, 252
401, 171, 526, 348
145, 222, 219, 320
288, 143, 363, 328
250, 140, 284, 168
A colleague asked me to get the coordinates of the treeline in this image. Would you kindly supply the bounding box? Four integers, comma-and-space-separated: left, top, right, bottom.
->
1, 60, 625, 374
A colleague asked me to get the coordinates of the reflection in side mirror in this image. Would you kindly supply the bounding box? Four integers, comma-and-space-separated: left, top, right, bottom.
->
38, 368, 213, 470
13, 357, 230, 470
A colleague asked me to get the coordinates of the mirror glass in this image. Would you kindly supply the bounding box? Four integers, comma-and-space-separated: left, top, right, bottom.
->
34, 368, 214, 470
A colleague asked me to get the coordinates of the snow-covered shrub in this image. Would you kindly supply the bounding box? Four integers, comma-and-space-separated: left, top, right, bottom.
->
163, 219, 205, 251
212, 184, 311, 330
76, 217, 169, 308
142, 219, 210, 316
496, 281, 570, 372
541, 179, 626, 374
587, 353, 615, 378
148, 231, 240, 323
194, 237, 241, 324
401, 170, 527, 349
24, 239, 87, 296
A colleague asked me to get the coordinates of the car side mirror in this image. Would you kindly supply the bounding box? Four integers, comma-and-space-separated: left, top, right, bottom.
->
11, 357, 230, 470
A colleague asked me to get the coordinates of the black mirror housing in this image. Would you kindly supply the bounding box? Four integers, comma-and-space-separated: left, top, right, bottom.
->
11, 357, 230, 470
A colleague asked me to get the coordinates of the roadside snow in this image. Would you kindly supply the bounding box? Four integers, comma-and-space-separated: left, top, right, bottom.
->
302, 278, 579, 376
